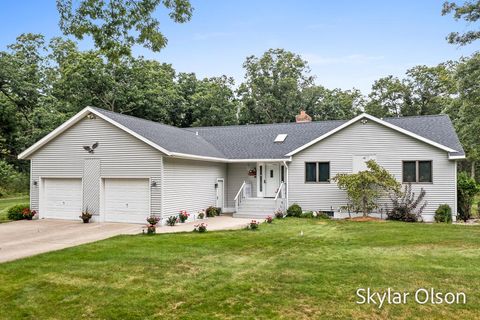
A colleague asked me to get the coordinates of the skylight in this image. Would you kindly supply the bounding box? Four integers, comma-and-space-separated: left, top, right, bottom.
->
274, 134, 288, 143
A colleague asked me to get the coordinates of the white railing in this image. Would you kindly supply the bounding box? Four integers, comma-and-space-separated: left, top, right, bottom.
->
234, 181, 247, 213
274, 182, 286, 212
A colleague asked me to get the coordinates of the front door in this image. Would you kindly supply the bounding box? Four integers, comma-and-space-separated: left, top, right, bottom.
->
265, 163, 280, 197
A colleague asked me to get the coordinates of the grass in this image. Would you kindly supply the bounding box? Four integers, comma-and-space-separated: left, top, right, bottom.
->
1, 219, 480, 319
0, 195, 29, 222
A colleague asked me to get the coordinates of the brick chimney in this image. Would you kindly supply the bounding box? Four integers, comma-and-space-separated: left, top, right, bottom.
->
295, 110, 312, 123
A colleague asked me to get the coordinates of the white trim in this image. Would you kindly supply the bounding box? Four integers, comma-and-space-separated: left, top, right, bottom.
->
169, 151, 291, 163
454, 160, 458, 217
285, 113, 458, 156
448, 155, 466, 160
18, 106, 172, 159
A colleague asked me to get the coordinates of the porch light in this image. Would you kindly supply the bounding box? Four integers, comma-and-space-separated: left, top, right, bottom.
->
151, 181, 157, 187
33, 180, 38, 186
274, 134, 288, 143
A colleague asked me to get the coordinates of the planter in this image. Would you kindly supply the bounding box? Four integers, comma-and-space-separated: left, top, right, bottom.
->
147, 225, 156, 234
82, 218, 90, 223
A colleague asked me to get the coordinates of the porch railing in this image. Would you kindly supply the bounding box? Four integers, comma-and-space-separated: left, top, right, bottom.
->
274, 182, 286, 212
234, 181, 247, 213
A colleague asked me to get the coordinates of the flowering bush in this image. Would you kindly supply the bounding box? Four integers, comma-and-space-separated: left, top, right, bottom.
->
274, 209, 285, 219
197, 210, 205, 219
166, 215, 178, 226
248, 220, 260, 230
7, 204, 30, 220
179, 210, 190, 223
266, 216, 273, 224
146, 215, 161, 225
193, 223, 207, 233
22, 208, 37, 220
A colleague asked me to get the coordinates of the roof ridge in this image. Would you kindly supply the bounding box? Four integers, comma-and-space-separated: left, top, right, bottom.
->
186, 119, 348, 131
383, 114, 449, 120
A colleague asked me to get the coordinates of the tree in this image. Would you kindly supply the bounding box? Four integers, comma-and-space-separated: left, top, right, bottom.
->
238, 48, 314, 124
453, 53, 480, 179
457, 172, 480, 221
442, 1, 480, 45
301, 85, 363, 120
365, 76, 411, 118
333, 160, 401, 216
56, 0, 193, 61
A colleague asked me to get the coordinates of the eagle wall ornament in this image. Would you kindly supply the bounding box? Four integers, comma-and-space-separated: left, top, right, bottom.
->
83, 142, 99, 154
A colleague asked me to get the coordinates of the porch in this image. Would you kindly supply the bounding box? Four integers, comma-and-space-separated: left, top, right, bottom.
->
226, 162, 288, 219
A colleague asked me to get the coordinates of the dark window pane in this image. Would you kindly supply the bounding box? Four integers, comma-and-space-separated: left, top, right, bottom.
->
259, 166, 263, 192
270, 169, 274, 178
305, 163, 317, 182
281, 166, 285, 182
403, 161, 416, 182
318, 162, 330, 182
418, 161, 432, 182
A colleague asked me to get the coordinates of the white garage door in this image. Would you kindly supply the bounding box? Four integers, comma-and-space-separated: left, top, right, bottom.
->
43, 178, 82, 220
104, 178, 150, 223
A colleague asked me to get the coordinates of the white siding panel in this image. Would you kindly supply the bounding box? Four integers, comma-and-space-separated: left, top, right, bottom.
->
29, 116, 163, 218
163, 158, 226, 222
226, 163, 257, 208
288, 120, 456, 221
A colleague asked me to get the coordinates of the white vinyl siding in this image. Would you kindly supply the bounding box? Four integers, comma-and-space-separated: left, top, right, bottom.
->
163, 158, 226, 221
226, 163, 257, 208
29, 116, 163, 220
288, 120, 456, 222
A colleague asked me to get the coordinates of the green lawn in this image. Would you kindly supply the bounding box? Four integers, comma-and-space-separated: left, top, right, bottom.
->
1, 219, 479, 319
0, 195, 29, 222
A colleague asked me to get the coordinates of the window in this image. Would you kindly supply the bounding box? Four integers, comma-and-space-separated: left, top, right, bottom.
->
402, 161, 432, 183
305, 163, 317, 182
305, 162, 330, 183
281, 165, 285, 182
259, 165, 263, 192
274, 134, 288, 143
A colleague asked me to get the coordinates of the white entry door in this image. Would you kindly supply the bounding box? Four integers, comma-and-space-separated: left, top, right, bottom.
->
265, 163, 280, 197
43, 178, 82, 220
216, 178, 224, 210
104, 178, 150, 223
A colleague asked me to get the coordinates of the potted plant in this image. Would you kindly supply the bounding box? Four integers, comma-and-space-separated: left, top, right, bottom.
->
79, 209, 93, 223
193, 223, 207, 233
22, 208, 37, 220
197, 210, 205, 219
146, 215, 161, 234
166, 215, 178, 226
266, 216, 273, 223
179, 210, 189, 223
248, 220, 260, 230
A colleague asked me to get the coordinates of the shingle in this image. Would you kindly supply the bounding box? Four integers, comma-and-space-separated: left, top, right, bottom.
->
93, 108, 464, 159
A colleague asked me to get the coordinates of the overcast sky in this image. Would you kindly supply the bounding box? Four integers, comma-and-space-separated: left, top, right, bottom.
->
1, 0, 479, 93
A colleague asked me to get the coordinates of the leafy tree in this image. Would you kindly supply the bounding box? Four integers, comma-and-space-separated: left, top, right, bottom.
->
365, 75, 411, 118
333, 160, 401, 216
56, 0, 193, 61
442, 1, 480, 45
238, 48, 314, 124
457, 171, 480, 221
301, 85, 363, 120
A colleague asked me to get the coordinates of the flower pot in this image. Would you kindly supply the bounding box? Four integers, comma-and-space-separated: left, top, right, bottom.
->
82, 218, 90, 223
147, 225, 156, 234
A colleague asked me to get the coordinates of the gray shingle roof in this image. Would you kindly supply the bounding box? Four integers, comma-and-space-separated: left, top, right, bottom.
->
94, 108, 464, 159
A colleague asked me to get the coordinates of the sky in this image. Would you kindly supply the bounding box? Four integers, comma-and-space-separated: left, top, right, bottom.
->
0, 0, 479, 94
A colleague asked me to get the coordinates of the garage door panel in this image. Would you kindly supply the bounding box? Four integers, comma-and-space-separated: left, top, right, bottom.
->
43, 178, 82, 220
104, 178, 150, 223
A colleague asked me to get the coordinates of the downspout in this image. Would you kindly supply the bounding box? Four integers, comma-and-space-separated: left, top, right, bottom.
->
283, 160, 289, 211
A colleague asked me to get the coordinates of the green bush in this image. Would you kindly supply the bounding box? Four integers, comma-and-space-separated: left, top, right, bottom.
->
206, 206, 219, 217
435, 204, 452, 223
457, 172, 479, 222
300, 211, 314, 218
7, 204, 30, 221
0, 160, 29, 196
287, 203, 302, 217
316, 211, 331, 219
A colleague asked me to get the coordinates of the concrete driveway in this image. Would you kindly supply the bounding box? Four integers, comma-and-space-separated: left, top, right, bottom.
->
0, 219, 142, 263
0, 216, 253, 263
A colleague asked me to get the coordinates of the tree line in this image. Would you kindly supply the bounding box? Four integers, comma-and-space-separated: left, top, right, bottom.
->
1, 0, 480, 196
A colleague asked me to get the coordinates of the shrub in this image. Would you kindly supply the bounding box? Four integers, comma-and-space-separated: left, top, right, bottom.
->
215, 207, 222, 215
300, 211, 314, 218
7, 204, 29, 221
206, 206, 219, 217
387, 184, 426, 222
265, 216, 273, 223
179, 210, 189, 223
193, 223, 207, 233
274, 209, 285, 219
248, 220, 260, 230
21, 208, 36, 220
457, 172, 479, 222
287, 203, 302, 217
435, 204, 452, 223
166, 216, 178, 226
316, 211, 331, 219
